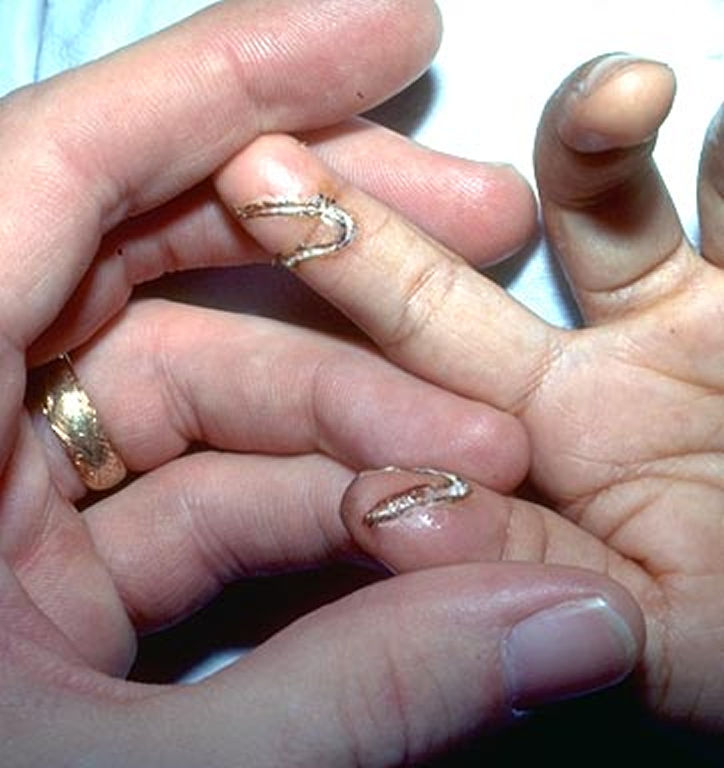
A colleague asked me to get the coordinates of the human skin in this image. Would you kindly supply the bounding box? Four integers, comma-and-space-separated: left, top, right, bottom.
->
224, 54, 724, 732
0, 2, 647, 766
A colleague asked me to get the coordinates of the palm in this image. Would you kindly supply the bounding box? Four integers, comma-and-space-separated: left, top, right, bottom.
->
523, 244, 724, 722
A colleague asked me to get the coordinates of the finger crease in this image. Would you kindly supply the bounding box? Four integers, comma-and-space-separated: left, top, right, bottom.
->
384, 256, 463, 354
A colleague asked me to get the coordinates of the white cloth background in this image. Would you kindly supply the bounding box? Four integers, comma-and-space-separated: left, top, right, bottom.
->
1, 0, 723, 680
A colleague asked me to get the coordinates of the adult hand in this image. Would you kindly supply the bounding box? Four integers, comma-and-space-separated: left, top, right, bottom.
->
0, 3, 642, 765
224, 54, 724, 732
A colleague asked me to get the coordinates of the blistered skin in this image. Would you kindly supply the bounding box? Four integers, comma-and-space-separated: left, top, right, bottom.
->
237, 194, 357, 268
363, 467, 471, 526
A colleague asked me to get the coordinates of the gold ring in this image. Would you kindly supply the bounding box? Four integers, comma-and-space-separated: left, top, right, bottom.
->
42, 354, 127, 491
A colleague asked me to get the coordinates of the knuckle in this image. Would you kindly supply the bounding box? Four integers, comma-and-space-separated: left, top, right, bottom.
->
336, 642, 411, 767
333, 593, 456, 766
383, 252, 463, 354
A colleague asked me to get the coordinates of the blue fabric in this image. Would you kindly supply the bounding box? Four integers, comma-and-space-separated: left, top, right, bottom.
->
0, 1, 44, 96
0, 0, 213, 96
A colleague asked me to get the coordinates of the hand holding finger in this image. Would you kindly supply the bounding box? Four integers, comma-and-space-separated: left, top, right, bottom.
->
215, 133, 553, 413
0, 0, 443, 358
46, 564, 641, 766
29, 121, 536, 365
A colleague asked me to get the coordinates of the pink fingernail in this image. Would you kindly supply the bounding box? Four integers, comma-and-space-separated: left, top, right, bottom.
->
503, 596, 638, 710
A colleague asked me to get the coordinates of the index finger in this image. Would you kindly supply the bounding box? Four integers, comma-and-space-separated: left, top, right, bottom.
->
216, 134, 556, 413
0, 0, 442, 350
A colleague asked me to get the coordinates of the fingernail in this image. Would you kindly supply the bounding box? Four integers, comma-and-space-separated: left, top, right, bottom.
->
561, 53, 639, 152
573, 52, 638, 97
560, 53, 672, 152
235, 194, 356, 268
360, 467, 471, 527
503, 596, 638, 710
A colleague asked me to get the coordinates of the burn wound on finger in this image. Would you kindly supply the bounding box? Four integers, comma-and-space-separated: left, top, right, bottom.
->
217, 134, 357, 268
341, 467, 516, 573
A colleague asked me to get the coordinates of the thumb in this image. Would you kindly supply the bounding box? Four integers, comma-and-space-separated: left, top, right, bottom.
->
123, 564, 643, 766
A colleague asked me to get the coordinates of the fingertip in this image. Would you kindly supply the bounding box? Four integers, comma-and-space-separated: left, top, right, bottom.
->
340, 467, 510, 574
555, 54, 675, 153
305, 119, 538, 266
215, 133, 348, 264
457, 163, 538, 267
478, 406, 530, 488
217, 133, 321, 205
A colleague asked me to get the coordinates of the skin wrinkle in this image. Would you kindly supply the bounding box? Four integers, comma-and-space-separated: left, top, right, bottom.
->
155, 322, 206, 451
100, 184, 245, 311
0, 336, 23, 475
542, 141, 656, 210
415, 654, 458, 760
521, 320, 724, 534
374, 625, 420, 765
141, 461, 237, 622
180, 465, 254, 587
498, 494, 522, 564
135, 187, 220, 279
640, 453, 724, 489
508, 332, 566, 418
342, 637, 411, 766
596, 485, 669, 558
137, 304, 337, 458
580, 242, 695, 311
8, 458, 56, 578
105, 461, 227, 630
0, 416, 63, 554
267, 469, 320, 573
608, 338, 724, 401
86, 22, 284, 219
601, 548, 673, 715
582, 474, 723, 584
383, 252, 465, 357
360, 580, 467, 762
653, 576, 716, 722
558, 453, 724, 544
307, 459, 353, 564
38, 81, 135, 230
308, 352, 351, 463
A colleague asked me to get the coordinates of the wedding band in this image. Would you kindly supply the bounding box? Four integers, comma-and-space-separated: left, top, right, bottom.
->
42, 354, 127, 491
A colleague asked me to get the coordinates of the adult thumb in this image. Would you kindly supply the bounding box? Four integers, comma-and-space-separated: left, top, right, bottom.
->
123, 563, 643, 766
